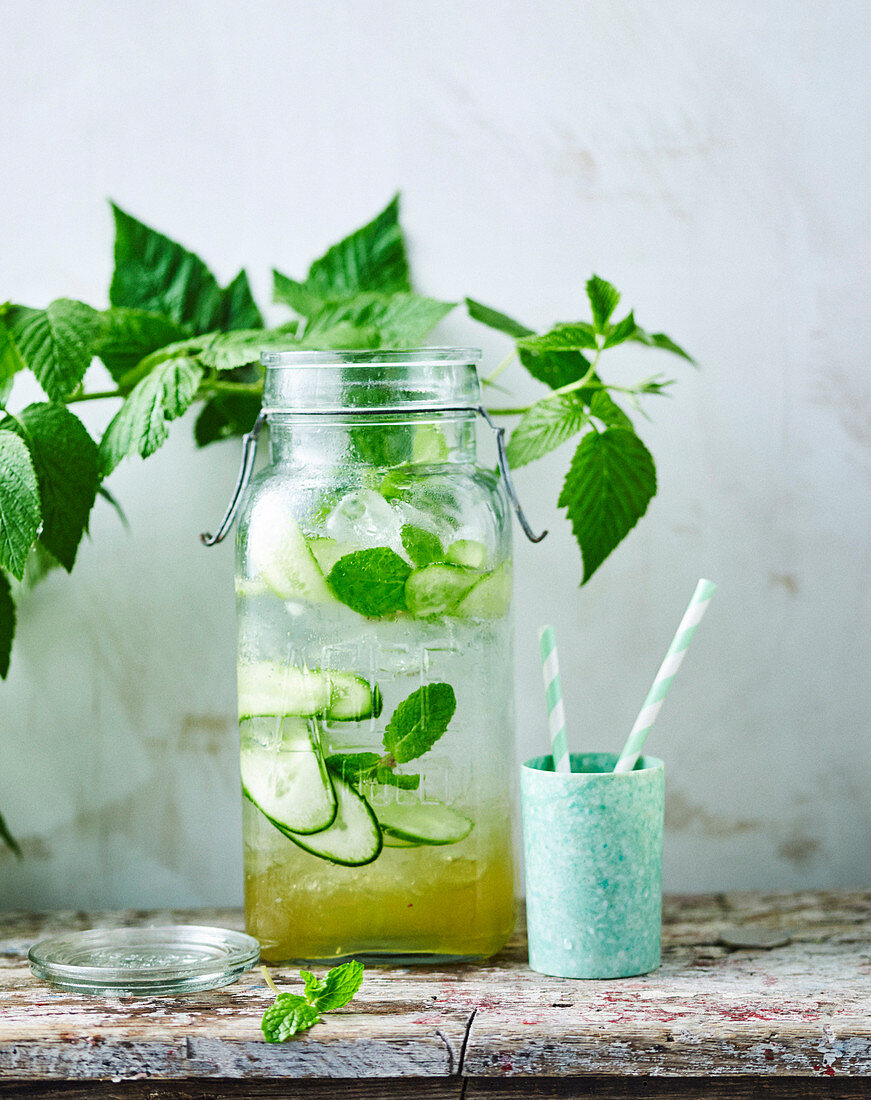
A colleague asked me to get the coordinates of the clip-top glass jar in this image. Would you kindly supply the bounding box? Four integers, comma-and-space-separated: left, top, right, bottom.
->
206, 348, 544, 963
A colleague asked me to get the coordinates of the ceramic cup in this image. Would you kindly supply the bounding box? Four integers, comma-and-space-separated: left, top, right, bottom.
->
520, 752, 664, 979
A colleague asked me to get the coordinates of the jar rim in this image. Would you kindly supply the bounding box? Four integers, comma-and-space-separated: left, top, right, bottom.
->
260, 347, 482, 368
261, 347, 482, 411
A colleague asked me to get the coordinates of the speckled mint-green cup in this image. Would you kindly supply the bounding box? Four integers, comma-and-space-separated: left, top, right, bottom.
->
520, 752, 664, 979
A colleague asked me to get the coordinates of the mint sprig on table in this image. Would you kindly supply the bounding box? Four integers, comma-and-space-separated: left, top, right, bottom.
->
261, 960, 364, 1042
327, 681, 457, 790
0, 194, 691, 853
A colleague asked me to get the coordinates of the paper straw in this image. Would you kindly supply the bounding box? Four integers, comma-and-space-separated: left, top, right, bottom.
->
538, 625, 571, 773
613, 579, 717, 774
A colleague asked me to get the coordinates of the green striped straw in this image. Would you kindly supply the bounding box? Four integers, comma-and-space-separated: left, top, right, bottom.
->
538, 625, 571, 773
613, 578, 718, 774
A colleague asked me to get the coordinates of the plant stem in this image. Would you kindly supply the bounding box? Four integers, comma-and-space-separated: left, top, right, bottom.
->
487, 345, 602, 416
64, 388, 126, 404
199, 379, 264, 398
482, 350, 517, 385
261, 966, 280, 995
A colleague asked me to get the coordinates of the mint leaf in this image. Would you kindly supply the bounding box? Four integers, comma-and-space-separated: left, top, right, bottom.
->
8, 300, 101, 401
383, 682, 456, 764
109, 204, 222, 332
465, 298, 534, 339
401, 524, 443, 567
328, 547, 411, 617
306, 292, 454, 346
0, 309, 25, 399
586, 275, 620, 332
194, 390, 261, 446
505, 395, 588, 469
196, 324, 298, 371
213, 270, 263, 331
602, 310, 637, 349
14, 404, 98, 572
0, 806, 21, 858
303, 960, 364, 1013
533, 322, 598, 351
326, 752, 420, 790
629, 326, 696, 364
0, 571, 15, 680
558, 427, 656, 584
261, 993, 320, 1042
0, 430, 41, 580
96, 308, 188, 386
588, 389, 633, 430
273, 195, 410, 315
517, 333, 590, 391
99, 357, 204, 475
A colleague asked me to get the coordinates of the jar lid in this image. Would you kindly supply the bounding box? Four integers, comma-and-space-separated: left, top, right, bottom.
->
28, 925, 260, 996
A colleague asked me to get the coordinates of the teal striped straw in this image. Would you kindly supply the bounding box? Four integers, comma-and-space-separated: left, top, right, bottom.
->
614, 579, 718, 774
538, 625, 571, 773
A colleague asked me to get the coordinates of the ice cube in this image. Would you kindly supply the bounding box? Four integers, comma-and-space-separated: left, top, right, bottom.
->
325, 489, 404, 553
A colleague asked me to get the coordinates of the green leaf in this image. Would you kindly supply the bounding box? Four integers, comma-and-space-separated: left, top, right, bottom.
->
14, 404, 99, 572
0, 806, 22, 858
306, 292, 455, 346
213, 270, 263, 331
8, 300, 102, 401
196, 325, 298, 371
272, 271, 325, 317
0, 430, 41, 580
194, 392, 260, 446
533, 322, 598, 351
273, 195, 410, 315
109, 204, 223, 332
400, 524, 443, 567
99, 357, 204, 476
558, 428, 656, 584
586, 275, 620, 332
383, 682, 457, 764
517, 336, 590, 391
97, 484, 128, 528
0, 309, 26, 400
465, 298, 534, 339
602, 311, 638, 349
21, 543, 62, 589
588, 389, 633, 430
96, 308, 189, 386
0, 571, 15, 681
326, 752, 420, 790
327, 547, 411, 617
629, 326, 696, 364
261, 993, 320, 1042
505, 395, 588, 468
302, 960, 364, 1013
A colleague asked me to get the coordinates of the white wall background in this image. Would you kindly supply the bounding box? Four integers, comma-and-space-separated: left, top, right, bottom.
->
1, 0, 869, 908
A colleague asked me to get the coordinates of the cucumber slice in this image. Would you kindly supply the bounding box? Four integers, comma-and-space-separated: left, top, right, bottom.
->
381, 833, 425, 849
248, 502, 334, 603
329, 672, 384, 721
405, 563, 478, 618
446, 539, 487, 570
377, 801, 474, 846
238, 664, 333, 720
454, 562, 512, 619
276, 769, 383, 866
308, 537, 356, 577
238, 662, 381, 721
241, 719, 337, 835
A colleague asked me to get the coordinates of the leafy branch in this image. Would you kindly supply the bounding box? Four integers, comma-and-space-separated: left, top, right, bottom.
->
0, 194, 693, 853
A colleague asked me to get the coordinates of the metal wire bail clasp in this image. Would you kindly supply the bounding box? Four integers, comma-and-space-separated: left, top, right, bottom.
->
477, 406, 548, 544
200, 410, 267, 546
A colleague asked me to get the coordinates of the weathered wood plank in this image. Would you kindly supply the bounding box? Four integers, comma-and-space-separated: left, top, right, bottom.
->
0, 893, 870, 1086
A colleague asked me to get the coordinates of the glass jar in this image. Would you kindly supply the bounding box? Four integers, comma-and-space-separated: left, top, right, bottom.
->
226, 349, 524, 963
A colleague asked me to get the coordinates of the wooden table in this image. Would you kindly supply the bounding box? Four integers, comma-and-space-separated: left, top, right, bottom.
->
1, 892, 870, 1098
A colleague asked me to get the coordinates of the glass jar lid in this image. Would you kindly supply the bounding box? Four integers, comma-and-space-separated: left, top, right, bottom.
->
28, 925, 260, 996
260, 346, 482, 412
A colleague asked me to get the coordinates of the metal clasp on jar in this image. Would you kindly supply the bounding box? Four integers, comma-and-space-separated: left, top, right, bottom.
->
200, 406, 547, 547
